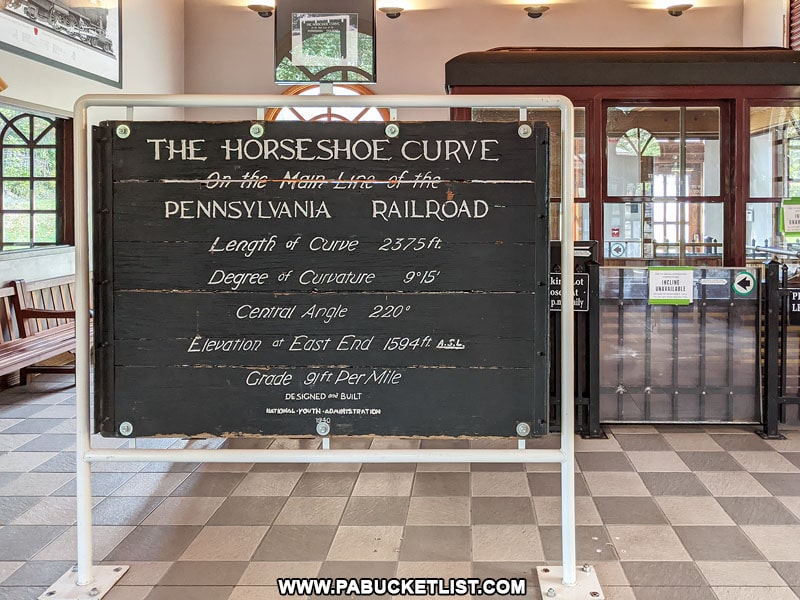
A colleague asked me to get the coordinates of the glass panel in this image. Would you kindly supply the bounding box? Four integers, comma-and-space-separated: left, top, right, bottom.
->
33, 213, 56, 244
3, 181, 30, 210
471, 107, 587, 198
3, 213, 30, 244
34, 180, 56, 210
33, 148, 56, 178
607, 106, 720, 197
32, 117, 54, 142
599, 267, 759, 422
750, 106, 800, 198
548, 202, 591, 241
2, 128, 25, 146
605, 201, 723, 262
10, 116, 31, 140
2, 147, 30, 177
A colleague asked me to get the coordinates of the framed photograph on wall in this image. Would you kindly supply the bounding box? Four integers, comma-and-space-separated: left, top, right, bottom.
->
275, 0, 375, 84
0, 0, 122, 87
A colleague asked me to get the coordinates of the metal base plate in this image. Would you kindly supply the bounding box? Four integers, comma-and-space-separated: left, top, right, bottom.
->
39, 566, 129, 600
537, 566, 604, 600
756, 430, 787, 440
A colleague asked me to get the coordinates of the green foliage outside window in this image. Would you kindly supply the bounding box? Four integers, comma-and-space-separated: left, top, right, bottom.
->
0, 107, 58, 251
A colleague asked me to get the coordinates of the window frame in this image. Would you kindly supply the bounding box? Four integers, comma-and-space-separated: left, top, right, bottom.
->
0, 102, 73, 254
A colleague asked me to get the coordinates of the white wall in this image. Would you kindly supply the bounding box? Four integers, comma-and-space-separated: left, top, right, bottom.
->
184, 0, 745, 120
0, 0, 185, 282
743, 0, 787, 46
0, 0, 185, 115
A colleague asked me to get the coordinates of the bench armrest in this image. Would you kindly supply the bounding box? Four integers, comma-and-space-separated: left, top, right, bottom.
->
19, 308, 76, 320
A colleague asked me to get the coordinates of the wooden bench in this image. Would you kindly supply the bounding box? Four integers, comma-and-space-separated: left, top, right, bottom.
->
0, 275, 83, 385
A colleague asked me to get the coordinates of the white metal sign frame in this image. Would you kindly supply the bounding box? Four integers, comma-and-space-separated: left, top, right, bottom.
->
43, 93, 599, 600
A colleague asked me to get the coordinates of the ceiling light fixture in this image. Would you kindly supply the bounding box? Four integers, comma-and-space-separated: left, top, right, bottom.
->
0, 77, 7, 93
248, 4, 275, 18
524, 5, 550, 19
378, 6, 404, 19
666, 3, 693, 17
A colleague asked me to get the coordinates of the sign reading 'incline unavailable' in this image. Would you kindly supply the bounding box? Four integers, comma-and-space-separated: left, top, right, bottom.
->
94, 121, 551, 438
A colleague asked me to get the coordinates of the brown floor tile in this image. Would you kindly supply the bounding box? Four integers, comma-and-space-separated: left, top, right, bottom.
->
710, 434, 773, 451
472, 471, 530, 496
252, 526, 337, 561
232, 473, 300, 496
471, 561, 541, 583
0, 525, 67, 560
753, 473, 800, 496
584, 472, 650, 496
142, 497, 226, 526
92, 496, 164, 526
674, 526, 764, 560
179, 526, 267, 561
615, 435, 672, 452
594, 497, 668, 524
318, 561, 397, 578
106, 526, 203, 561
327, 525, 404, 561
783, 453, 800, 469
249, 463, 308, 473
606, 525, 690, 561
621, 561, 705, 586
539, 525, 615, 562
640, 472, 710, 496
470, 462, 525, 471
419, 439, 469, 449
412, 472, 470, 496
0, 586, 49, 599
207, 496, 285, 526
141, 461, 201, 473
113, 562, 172, 586
352, 472, 414, 496
742, 526, 800, 561
718, 497, 800, 525
628, 587, 717, 599
401, 525, 471, 561
397, 561, 471, 579
274, 497, 347, 526
159, 561, 247, 585
360, 463, 416, 472
471, 497, 535, 524
772, 562, 800, 586
576, 452, 634, 471
527, 473, 589, 496
474, 524, 544, 562
678, 452, 745, 471
406, 496, 470, 525
697, 561, 786, 586
169, 473, 245, 497
237, 561, 321, 585
655, 497, 734, 526
292, 473, 357, 497
0, 560, 73, 586
144, 586, 233, 600
340, 496, 409, 525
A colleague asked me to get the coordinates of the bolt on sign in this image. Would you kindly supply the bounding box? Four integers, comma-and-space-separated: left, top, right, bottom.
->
93, 121, 551, 438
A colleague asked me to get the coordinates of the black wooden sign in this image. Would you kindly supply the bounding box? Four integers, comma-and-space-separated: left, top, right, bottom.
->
94, 120, 550, 438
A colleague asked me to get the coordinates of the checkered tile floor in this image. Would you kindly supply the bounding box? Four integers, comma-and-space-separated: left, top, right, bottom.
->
0, 375, 799, 599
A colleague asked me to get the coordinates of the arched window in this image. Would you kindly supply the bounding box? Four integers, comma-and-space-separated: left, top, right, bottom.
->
265, 84, 388, 122
0, 107, 60, 250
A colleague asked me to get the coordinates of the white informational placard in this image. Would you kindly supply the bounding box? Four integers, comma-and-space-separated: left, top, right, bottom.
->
783, 204, 800, 233
291, 13, 358, 68
649, 267, 694, 305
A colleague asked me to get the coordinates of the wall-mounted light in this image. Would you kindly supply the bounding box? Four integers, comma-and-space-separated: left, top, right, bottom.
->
666, 3, 693, 17
248, 4, 275, 18
524, 5, 550, 19
0, 77, 7, 93
378, 6, 404, 19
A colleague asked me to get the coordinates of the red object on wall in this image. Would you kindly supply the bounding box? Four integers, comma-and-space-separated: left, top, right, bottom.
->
611, 227, 620, 238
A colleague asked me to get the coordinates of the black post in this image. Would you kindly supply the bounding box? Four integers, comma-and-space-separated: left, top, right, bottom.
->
582, 260, 604, 438
760, 260, 783, 439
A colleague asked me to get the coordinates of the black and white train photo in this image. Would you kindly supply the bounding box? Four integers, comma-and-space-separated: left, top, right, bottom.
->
0, 0, 113, 53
